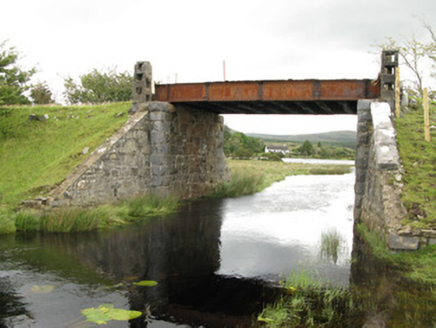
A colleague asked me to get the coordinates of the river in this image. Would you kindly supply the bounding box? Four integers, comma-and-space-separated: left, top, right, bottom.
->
0, 166, 356, 327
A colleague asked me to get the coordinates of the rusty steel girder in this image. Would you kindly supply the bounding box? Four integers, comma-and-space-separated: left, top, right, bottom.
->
154, 79, 380, 115
155, 79, 379, 102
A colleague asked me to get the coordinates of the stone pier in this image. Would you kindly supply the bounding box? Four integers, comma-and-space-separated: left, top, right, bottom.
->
51, 102, 230, 206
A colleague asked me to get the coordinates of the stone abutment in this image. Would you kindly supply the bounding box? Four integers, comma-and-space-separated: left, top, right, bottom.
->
354, 100, 435, 250
50, 102, 229, 205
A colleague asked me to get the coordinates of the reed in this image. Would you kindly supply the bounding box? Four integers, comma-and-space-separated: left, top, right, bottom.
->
320, 229, 346, 264
14, 210, 41, 232
124, 194, 179, 217
258, 271, 360, 327
209, 169, 265, 198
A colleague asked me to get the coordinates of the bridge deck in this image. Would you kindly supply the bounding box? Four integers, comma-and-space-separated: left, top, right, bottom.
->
154, 79, 380, 115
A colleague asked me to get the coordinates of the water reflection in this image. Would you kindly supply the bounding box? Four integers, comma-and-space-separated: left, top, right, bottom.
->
0, 171, 357, 327
219, 173, 355, 284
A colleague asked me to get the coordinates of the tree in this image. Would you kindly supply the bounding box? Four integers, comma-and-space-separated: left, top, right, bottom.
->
30, 82, 54, 104
298, 140, 314, 156
64, 68, 133, 104
0, 41, 35, 105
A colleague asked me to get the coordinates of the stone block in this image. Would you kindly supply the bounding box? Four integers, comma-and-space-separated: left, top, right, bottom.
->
388, 232, 420, 250
428, 238, 436, 245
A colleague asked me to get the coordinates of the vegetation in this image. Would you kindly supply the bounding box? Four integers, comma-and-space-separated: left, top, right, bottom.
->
258, 271, 361, 327
3, 194, 179, 234
209, 160, 352, 198
247, 130, 357, 149
395, 108, 436, 229
64, 68, 133, 104
30, 82, 54, 104
223, 126, 264, 158
0, 102, 130, 205
0, 41, 36, 105
319, 229, 346, 264
224, 128, 356, 160
378, 22, 436, 99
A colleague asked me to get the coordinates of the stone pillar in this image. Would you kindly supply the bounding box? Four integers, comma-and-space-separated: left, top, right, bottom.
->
131, 61, 153, 112
354, 100, 372, 223
380, 50, 399, 109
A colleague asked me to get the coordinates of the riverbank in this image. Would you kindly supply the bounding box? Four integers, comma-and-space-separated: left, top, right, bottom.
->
257, 107, 436, 327
0, 158, 352, 234
209, 159, 352, 198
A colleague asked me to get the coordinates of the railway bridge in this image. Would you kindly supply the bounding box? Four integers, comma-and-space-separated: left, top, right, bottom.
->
51, 50, 416, 249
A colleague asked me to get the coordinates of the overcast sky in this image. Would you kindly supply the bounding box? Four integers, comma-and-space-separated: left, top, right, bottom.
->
2, 0, 436, 135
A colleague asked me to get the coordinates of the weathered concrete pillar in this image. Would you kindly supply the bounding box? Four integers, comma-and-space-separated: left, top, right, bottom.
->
380, 50, 399, 109
131, 61, 153, 112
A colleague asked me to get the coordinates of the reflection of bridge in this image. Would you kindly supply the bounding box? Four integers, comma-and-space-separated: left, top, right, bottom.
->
154, 79, 380, 115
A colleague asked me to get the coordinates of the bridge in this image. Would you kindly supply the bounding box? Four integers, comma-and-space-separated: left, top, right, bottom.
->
153, 79, 380, 115
50, 50, 421, 250
147, 50, 398, 115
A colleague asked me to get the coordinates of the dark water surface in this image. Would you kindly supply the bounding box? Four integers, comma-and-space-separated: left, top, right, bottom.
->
0, 172, 356, 327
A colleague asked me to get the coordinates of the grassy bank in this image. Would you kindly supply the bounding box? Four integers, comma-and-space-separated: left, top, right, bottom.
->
0, 103, 130, 206
1, 194, 179, 234
210, 159, 352, 198
395, 108, 436, 228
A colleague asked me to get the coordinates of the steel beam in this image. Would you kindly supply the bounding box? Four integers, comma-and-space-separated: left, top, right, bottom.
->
155, 79, 379, 102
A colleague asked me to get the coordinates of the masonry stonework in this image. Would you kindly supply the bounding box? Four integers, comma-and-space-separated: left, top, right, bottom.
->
52, 102, 229, 205
354, 100, 435, 250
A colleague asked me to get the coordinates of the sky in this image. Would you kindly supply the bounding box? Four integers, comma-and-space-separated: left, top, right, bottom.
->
2, 0, 436, 135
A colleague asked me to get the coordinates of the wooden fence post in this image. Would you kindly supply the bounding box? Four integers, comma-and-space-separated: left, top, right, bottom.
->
423, 88, 431, 142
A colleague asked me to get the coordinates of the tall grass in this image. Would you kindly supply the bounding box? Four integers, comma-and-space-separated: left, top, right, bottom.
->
124, 194, 179, 217
209, 160, 352, 199
258, 271, 360, 327
5, 194, 180, 234
209, 169, 265, 198
319, 229, 347, 264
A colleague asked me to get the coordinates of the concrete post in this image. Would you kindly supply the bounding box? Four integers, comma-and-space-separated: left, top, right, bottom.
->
131, 61, 152, 112
380, 50, 399, 109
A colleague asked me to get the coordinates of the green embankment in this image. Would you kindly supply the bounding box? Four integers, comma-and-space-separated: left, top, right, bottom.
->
0, 103, 131, 205
0, 102, 182, 233
395, 109, 436, 228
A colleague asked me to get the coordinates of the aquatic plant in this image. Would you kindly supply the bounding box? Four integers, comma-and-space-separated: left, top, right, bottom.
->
258, 271, 362, 327
124, 194, 179, 218
81, 304, 142, 325
209, 169, 265, 198
319, 229, 347, 264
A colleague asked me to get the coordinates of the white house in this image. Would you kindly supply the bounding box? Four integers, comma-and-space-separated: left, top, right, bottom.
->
265, 145, 290, 154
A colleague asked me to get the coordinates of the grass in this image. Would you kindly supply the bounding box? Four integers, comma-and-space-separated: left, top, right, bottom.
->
209, 160, 352, 198
2, 194, 180, 234
395, 107, 436, 228
356, 223, 436, 286
258, 271, 360, 327
319, 229, 346, 264
0, 102, 130, 206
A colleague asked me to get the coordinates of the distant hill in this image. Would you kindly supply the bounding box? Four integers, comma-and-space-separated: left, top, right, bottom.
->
246, 131, 357, 149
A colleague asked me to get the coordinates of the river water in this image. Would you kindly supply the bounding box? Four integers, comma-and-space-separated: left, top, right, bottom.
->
0, 165, 356, 327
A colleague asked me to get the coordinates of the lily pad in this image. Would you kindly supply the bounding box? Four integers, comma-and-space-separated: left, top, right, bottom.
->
132, 280, 158, 287
81, 304, 142, 325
